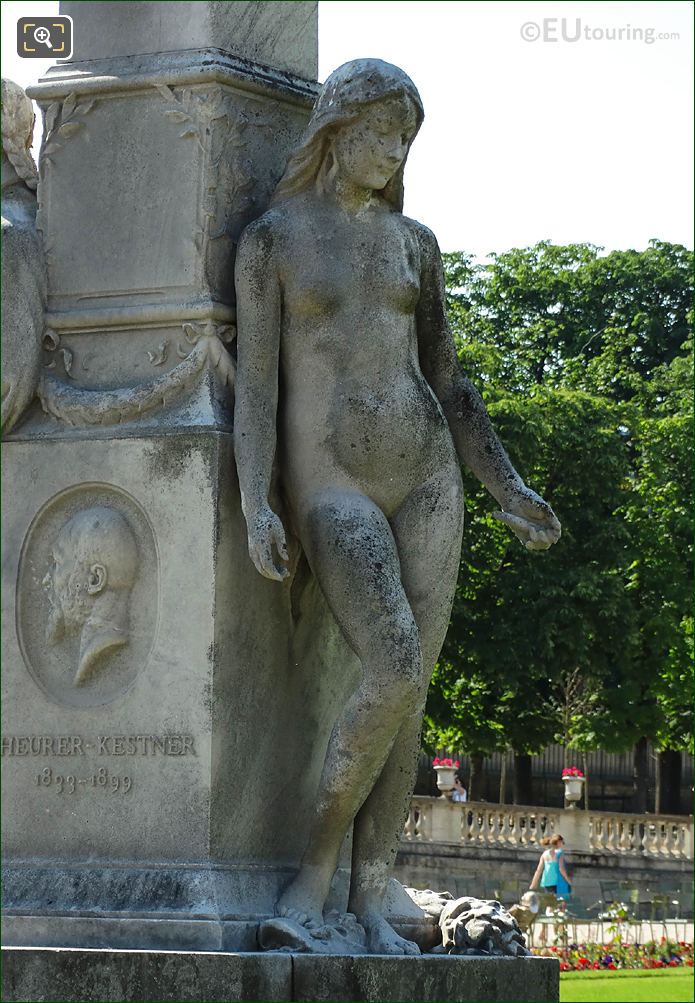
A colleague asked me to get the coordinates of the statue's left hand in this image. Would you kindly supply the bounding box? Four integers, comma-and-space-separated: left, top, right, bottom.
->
246, 505, 290, 581
493, 485, 561, 551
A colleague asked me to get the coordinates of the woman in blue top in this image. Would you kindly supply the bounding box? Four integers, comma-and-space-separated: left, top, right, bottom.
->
530, 834, 571, 897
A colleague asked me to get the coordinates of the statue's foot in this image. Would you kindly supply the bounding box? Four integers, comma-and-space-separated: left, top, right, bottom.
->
275, 904, 322, 931
361, 911, 421, 956
276, 866, 328, 928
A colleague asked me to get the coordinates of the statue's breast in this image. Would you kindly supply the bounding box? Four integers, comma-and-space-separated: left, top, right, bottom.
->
283, 215, 421, 321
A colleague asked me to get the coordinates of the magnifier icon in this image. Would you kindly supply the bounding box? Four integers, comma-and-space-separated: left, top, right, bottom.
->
33, 26, 53, 49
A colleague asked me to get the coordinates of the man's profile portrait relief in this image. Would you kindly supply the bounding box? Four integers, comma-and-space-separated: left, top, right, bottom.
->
43, 505, 139, 685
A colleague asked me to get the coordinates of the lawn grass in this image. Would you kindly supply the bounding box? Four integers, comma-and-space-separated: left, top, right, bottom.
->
560, 967, 694, 1002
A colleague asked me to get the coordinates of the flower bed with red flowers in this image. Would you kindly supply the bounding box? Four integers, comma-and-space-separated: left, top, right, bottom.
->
432, 757, 459, 768
535, 938, 693, 971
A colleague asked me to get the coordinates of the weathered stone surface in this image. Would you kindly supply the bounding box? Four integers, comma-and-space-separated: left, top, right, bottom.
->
1, 948, 293, 1003
292, 954, 559, 1002
258, 911, 369, 955
62, 1, 318, 78
1, 419, 366, 944
0, 949, 559, 1003
3, 432, 229, 863
1, 913, 258, 954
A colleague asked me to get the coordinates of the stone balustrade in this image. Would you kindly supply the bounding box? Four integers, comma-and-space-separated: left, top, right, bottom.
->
403, 797, 693, 860
588, 811, 693, 858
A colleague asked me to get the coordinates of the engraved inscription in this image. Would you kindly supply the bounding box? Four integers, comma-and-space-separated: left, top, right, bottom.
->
35, 766, 132, 794
96, 734, 196, 756
2, 734, 197, 756
2, 735, 85, 756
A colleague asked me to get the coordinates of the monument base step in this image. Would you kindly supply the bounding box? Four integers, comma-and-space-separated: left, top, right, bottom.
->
1, 913, 259, 953
1, 947, 559, 1002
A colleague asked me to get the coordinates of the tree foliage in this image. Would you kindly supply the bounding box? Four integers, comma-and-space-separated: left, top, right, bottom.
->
424, 240, 693, 759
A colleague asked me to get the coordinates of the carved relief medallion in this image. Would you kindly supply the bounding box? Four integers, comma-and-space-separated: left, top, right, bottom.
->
16, 485, 158, 708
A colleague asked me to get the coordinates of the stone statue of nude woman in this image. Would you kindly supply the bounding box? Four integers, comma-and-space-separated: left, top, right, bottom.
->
234, 59, 560, 954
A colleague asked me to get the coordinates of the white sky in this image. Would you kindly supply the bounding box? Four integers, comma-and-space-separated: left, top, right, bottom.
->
2, 0, 692, 255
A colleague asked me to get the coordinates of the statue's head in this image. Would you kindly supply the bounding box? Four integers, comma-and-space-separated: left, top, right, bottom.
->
44, 506, 139, 645
273, 59, 424, 211
1, 78, 38, 190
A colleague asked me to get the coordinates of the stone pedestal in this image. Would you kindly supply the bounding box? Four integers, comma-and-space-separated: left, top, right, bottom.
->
1, 426, 355, 948
1, 949, 560, 1002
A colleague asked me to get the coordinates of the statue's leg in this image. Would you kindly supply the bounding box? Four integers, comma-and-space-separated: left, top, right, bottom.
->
277, 487, 425, 925
348, 465, 464, 953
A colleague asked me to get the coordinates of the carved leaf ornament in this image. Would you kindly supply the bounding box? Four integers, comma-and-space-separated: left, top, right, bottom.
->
41, 93, 95, 165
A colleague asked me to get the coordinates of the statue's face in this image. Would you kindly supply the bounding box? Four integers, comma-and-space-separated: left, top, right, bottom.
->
332, 96, 418, 191
43, 540, 91, 644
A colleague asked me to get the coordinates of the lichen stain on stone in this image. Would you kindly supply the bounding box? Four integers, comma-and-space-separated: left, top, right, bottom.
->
144, 435, 210, 486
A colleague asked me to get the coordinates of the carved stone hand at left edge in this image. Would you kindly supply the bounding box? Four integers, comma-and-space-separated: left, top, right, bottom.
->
1, 79, 46, 435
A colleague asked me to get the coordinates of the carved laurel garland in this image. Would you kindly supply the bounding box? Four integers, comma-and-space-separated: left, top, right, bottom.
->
39, 322, 235, 427
155, 84, 253, 258
36, 93, 96, 265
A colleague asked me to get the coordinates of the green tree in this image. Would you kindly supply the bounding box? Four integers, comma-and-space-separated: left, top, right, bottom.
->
623, 343, 694, 754
425, 241, 693, 798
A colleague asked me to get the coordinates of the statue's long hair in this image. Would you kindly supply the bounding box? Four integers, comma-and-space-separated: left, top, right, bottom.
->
1, 78, 38, 190
272, 59, 424, 212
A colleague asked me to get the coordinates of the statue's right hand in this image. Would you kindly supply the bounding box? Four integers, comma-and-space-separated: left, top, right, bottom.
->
246, 505, 290, 581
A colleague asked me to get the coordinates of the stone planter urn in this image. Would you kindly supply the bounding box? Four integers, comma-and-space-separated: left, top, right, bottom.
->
434, 765, 457, 796
562, 774, 584, 809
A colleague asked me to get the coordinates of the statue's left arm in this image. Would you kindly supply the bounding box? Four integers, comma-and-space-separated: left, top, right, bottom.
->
415, 225, 560, 551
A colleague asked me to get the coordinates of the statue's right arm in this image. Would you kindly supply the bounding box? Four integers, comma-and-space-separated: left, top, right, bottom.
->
234, 219, 289, 581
